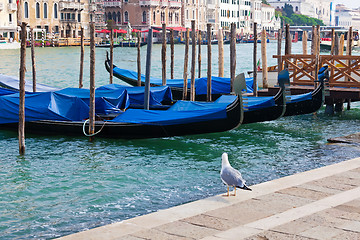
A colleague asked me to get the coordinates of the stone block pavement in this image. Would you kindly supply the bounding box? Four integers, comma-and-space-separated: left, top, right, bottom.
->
59, 157, 360, 240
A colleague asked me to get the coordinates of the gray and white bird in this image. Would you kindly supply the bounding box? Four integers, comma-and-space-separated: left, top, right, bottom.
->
220, 152, 252, 196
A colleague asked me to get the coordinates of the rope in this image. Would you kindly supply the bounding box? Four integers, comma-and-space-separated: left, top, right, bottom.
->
82, 119, 107, 137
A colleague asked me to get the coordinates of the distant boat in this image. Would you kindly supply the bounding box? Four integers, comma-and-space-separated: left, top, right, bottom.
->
0, 39, 20, 49
96, 41, 147, 48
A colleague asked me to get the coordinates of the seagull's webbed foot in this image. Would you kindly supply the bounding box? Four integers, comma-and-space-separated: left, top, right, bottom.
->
232, 186, 236, 196
222, 186, 230, 197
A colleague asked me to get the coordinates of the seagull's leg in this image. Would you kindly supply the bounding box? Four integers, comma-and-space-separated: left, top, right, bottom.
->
222, 186, 230, 197
233, 186, 236, 196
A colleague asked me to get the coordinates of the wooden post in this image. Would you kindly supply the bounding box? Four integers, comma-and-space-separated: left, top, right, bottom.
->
311, 25, 316, 55
284, 24, 291, 69
261, 29, 268, 88
109, 28, 114, 84
302, 31, 307, 55
79, 27, 84, 88
19, 22, 27, 155
207, 24, 212, 102
346, 26, 352, 56
190, 20, 196, 101
162, 23, 167, 85
30, 27, 36, 92
137, 32, 141, 86
144, 29, 153, 110
183, 28, 189, 100
277, 28, 282, 73
89, 23, 96, 140
253, 22, 257, 96
170, 29, 174, 79
218, 28, 224, 77
334, 33, 339, 55
330, 28, 335, 55
198, 30, 201, 78
339, 34, 345, 55
230, 23, 236, 92
316, 25, 320, 55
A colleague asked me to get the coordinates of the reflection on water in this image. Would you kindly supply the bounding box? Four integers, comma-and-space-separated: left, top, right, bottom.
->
0, 43, 360, 239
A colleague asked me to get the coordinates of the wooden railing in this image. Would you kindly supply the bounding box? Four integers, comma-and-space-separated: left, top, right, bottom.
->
274, 54, 360, 88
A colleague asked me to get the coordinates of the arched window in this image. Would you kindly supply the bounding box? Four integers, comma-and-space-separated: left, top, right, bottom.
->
107, 12, 112, 20
117, 11, 121, 23
54, 3, 58, 19
112, 12, 116, 22
142, 11, 146, 23
24, 2, 29, 18
36, 2, 40, 18
124, 11, 129, 23
153, 11, 156, 24
43, 3, 47, 19
295, 6, 298, 12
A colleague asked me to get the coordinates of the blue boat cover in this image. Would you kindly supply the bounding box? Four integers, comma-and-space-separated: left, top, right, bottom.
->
110, 95, 237, 125
97, 84, 173, 106
288, 92, 312, 103
112, 66, 254, 94
0, 74, 60, 92
0, 87, 16, 96
243, 96, 275, 111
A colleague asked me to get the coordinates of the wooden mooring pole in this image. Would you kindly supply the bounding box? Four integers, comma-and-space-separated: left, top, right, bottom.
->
218, 28, 224, 77
198, 30, 201, 78
284, 24, 291, 69
190, 20, 196, 101
144, 29, 153, 110
230, 23, 236, 92
89, 23, 95, 140
277, 28, 282, 73
137, 32, 141, 86
311, 25, 316, 55
339, 34, 345, 55
183, 28, 189, 100
253, 22, 257, 96
170, 29, 174, 79
330, 28, 335, 55
162, 23, 167, 85
19, 22, 27, 155
302, 31, 307, 55
346, 27, 353, 110
261, 29, 268, 88
109, 28, 114, 84
207, 24, 212, 102
79, 27, 84, 88
30, 27, 36, 92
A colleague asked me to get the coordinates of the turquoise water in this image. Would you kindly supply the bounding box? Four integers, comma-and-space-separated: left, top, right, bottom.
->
1, 43, 360, 239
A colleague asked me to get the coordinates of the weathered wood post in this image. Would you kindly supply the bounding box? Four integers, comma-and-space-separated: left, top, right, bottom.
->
144, 29, 153, 110
253, 22, 258, 96
311, 25, 316, 55
198, 30, 202, 78
207, 23, 212, 102
316, 25, 320, 55
261, 29, 268, 88
339, 34, 345, 55
346, 27, 353, 110
162, 23, 167, 85
79, 27, 84, 88
190, 20, 196, 101
330, 28, 335, 55
284, 24, 291, 69
218, 28, 224, 77
137, 32, 141, 86
183, 28, 190, 100
302, 31, 307, 55
277, 28, 282, 73
334, 33, 339, 55
30, 27, 36, 92
89, 23, 96, 140
19, 22, 27, 155
230, 23, 236, 92
170, 29, 174, 79
109, 28, 114, 84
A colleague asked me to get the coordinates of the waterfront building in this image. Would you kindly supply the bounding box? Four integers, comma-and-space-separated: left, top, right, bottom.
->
260, 3, 280, 32
0, 0, 18, 40
267, 0, 332, 26
335, 4, 360, 30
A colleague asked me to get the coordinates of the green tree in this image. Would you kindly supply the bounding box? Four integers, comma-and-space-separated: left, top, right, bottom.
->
262, 0, 269, 4
283, 3, 294, 18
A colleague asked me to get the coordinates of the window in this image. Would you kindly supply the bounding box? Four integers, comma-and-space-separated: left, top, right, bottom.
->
61, 13, 64, 20
169, 12, 172, 24
124, 11, 129, 23
107, 12, 112, 20
295, 6, 298, 11
54, 3, 58, 19
9, 14, 12, 23
186, 10, 188, 19
142, 11, 146, 23
24, 2, 29, 18
160, 11, 165, 23
43, 3, 47, 19
78, 13, 81, 22
36, 2, 40, 18
117, 11, 121, 23
153, 11, 156, 24
112, 12, 116, 22
175, 13, 179, 23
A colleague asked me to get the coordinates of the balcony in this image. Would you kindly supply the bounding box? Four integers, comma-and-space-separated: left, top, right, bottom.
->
160, 0, 168, 7
103, 1, 122, 8
8, 3, 17, 12
169, 1, 181, 8
59, 1, 84, 11
139, 0, 160, 7
89, 3, 97, 11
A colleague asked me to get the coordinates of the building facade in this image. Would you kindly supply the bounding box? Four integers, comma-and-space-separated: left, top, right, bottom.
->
0, 0, 18, 40
335, 4, 360, 30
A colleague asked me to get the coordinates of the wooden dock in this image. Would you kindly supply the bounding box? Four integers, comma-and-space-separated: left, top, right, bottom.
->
58, 157, 360, 240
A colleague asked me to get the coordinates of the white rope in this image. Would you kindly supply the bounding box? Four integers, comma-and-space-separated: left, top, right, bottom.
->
82, 119, 106, 137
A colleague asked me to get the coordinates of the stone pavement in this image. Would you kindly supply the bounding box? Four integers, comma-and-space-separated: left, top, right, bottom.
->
59, 157, 360, 240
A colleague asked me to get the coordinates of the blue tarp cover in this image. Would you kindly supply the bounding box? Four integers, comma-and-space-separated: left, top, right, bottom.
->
288, 92, 312, 103
0, 74, 60, 92
0, 87, 16, 96
243, 96, 275, 111
112, 66, 254, 94
111, 95, 237, 125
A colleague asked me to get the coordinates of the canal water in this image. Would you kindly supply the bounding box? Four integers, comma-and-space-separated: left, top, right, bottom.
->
1, 42, 360, 239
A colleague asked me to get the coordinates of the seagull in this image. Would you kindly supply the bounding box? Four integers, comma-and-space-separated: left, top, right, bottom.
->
220, 152, 252, 196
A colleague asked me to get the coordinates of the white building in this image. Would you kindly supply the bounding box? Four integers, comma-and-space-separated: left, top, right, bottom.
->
335, 5, 360, 30
261, 3, 280, 32
267, 0, 333, 26
0, 0, 18, 40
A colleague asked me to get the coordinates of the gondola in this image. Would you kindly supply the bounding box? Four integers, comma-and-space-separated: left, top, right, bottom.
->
105, 57, 287, 125
0, 85, 243, 139
96, 42, 147, 48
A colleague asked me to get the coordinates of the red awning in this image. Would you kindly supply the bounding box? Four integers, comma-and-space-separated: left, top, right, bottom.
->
95, 29, 111, 33
141, 29, 160, 33
114, 29, 127, 34
132, 29, 141, 32
167, 27, 187, 32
